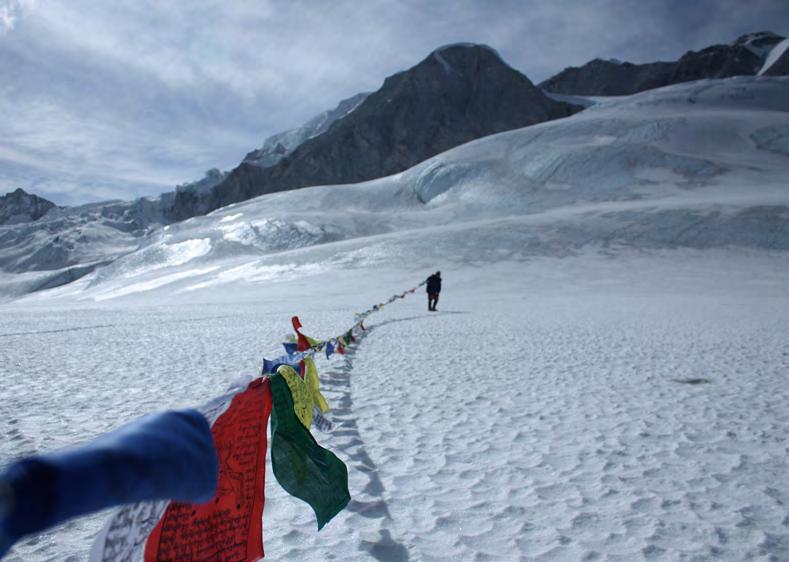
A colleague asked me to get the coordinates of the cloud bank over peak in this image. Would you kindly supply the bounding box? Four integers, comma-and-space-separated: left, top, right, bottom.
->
1, 0, 787, 205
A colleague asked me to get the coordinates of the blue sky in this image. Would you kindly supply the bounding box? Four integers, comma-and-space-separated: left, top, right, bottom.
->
1, 0, 788, 205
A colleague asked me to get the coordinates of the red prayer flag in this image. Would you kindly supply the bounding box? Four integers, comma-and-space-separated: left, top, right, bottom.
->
296, 332, 311, 352
143, 378, 272, 562
291, 316, 311, 351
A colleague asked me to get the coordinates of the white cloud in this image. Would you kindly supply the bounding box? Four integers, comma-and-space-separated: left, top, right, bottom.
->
0, 0, 36, 33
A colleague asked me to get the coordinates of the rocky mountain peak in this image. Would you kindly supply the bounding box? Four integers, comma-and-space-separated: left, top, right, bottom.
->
428, 43, 505, 69
169, 43, 580, 220
0, 188, 57, 225
733, 31, 784, 53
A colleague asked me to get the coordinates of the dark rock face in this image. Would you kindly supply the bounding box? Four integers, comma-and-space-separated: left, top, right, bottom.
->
540, 32, 786, 96
0, 188, 57, 225
170, 44, 581, 219
539, 59, 675, 96
669, 44, 762, 83
242, 92, 369, 168
733, 31, 785, 56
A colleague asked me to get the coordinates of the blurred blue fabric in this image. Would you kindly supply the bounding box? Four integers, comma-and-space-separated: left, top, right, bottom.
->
262, 356, 302, 375
0, 409, 217, 559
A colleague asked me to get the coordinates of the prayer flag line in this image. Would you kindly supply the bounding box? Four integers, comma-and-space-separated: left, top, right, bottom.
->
0, 278, 428, 562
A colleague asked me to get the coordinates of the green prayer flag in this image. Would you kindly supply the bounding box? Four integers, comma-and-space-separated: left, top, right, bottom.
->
270, 373, 350, 529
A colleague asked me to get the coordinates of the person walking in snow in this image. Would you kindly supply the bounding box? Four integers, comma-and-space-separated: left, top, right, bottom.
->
426, 271, 441, 311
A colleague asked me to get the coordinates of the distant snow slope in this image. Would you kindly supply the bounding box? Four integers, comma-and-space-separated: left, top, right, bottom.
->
0, 194, 175, 299
9, 76, 789, 304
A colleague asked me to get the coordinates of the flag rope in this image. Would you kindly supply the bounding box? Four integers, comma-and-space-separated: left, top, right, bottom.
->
261, 279, 427, 373
0, 276, 434, 561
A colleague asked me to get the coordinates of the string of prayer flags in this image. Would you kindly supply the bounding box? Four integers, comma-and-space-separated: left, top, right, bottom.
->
262, 279, 430, 526
263, 330, 326, 375
269, 373, 350, 530
1, 277, 434, 561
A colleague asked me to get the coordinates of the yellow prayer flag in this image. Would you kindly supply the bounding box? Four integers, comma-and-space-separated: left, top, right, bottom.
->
277, 365, 313, 428
304, 358, 330, 413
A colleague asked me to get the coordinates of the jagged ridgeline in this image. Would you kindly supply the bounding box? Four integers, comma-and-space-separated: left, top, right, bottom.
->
168, 44, 580, 220
0, 188, 58, 225
539, 31, 788, 95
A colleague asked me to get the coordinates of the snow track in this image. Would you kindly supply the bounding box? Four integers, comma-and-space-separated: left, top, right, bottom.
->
320, 326, 409, 561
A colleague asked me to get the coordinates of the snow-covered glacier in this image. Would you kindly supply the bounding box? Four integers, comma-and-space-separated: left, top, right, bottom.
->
2, 76, 789, 562
15, 75, 787, 304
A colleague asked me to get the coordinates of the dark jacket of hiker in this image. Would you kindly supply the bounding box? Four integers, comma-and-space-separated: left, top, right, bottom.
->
426, 273, 441, 294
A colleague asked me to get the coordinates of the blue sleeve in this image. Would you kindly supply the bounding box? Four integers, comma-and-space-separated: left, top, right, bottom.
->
0, 409, 217, 558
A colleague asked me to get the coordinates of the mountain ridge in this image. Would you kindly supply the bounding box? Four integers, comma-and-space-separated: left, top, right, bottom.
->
168, 43, 580, 219
30, 75, 789, 303
0, 188, 58, 225
242, 92, 370, 169
540, 31, 788, 95
4, 34, 788, 298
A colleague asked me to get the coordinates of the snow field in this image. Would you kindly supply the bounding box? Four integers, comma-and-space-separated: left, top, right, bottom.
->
339, 289, 789, 561
1, 74, 789, 561
2, 255, 789, 560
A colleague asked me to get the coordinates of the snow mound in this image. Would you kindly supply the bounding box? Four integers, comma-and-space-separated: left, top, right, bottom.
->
89, 238, 212, 285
